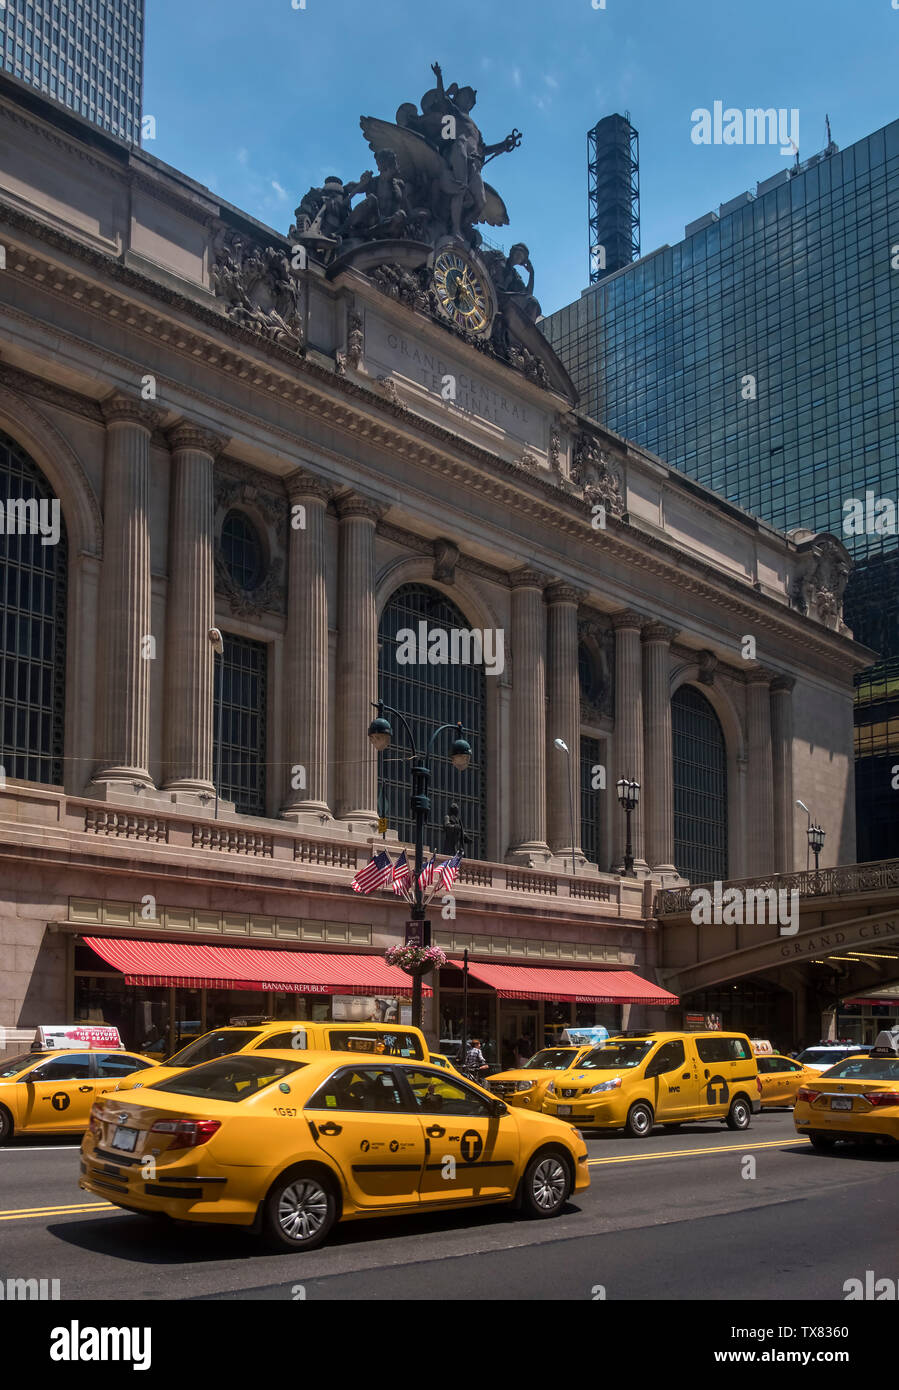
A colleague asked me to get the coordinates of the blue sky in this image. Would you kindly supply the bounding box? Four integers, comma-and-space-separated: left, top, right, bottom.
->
143, 0, 899, 314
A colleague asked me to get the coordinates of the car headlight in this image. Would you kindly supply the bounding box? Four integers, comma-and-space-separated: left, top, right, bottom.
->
588, 1077, 622, 1094
546, 1081, 555, 1095
515, 1080, 534, 1092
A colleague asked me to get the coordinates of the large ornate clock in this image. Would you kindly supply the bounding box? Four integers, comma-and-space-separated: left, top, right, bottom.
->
431, 246, 496, 337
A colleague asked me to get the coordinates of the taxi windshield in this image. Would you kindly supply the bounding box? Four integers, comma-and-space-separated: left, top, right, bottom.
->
578, 1041, 653, 1070
820, 1056, 899, 1081
164, 1029, 262, 1068
0, 1052, 40, 1078
150, 1055, 307, 1101
524, 1049, 578, 1070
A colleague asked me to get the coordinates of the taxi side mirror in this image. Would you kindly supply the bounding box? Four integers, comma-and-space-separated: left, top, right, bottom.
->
488, 1098, 508, 1118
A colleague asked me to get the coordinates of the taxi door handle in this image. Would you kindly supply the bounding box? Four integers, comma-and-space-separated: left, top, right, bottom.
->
78, 1086, 93, 1092
425, 1124, 446, 1138
681, 1073, 691, 1080
318, 1121, 342, 1136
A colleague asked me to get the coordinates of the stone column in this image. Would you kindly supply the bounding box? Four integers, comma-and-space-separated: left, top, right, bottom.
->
92, 393, 159, 790
545, 582, 583, 866
770, 675, 796, 873
161, 423, 223, 797
612, 610, 647, 872
642, 622, 678, 874
335, 492, 380, 828
282, 469, 333, 821
746, 669, 775, 875
507, 569, 550, 862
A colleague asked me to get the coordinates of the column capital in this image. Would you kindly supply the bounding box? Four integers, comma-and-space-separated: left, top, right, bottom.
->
286, 466, 334, 505
611, 607, 647, 631
641, 621, 678, 645
770, 674, 797, 695
745, 666, 774, 686
333, 489, 384, 523
544, 580, 586, 607
101, 392, 163, 432
166, 421, 227, 457
510, 567, 550, 591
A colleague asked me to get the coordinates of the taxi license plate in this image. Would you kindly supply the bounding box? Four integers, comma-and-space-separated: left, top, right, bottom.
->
558, 1106, 572, 1116
112, 1125, 138, 1152
831, 1097, 853, 1111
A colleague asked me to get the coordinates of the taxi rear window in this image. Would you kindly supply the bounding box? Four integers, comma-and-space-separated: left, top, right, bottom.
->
328, 1030, 424, 1059
150, 1055, 307, 1101
820, 1057, 899, 1081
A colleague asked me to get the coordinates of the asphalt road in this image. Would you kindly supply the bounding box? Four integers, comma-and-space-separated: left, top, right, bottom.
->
1, 1111, 896, 1301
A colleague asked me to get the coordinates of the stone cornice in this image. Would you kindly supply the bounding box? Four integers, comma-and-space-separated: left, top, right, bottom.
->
0, 212, 875, 676
101, 392, 164, 431
0, 361, 103, 424
167, 422, 227, 457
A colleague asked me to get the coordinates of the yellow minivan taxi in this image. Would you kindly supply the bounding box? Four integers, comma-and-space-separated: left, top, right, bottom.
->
0, 1046, 157, 1143
542, 1030, 762, 1136
80, 1051, 590, 1249
115, 1021, 429, 1092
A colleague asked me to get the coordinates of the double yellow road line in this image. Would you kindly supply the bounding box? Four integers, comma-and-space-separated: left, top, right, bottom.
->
0, 1200, 112, 1222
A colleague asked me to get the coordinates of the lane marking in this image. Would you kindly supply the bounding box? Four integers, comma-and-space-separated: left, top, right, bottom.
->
0, 1201, 112, 1221
587, 1136, 810, 1167
1, 1146, 82, 1154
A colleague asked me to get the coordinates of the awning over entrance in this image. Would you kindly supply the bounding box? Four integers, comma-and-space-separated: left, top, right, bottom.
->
83, 937, 431, 998
448, 959, 678, 1006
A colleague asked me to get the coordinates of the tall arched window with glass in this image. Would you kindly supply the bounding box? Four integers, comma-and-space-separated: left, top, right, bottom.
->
377, 584, 486, 860
0, 431, 67, 786
672, 685, 728, 884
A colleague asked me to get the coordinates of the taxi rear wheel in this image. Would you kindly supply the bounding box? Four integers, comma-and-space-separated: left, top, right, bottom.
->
519, 1149, 571, 1218
808, 1132, 837, 1152
0, 1106, 12, 1145
263, 1168, 337, 1251
625, 1102, 654, 1138
725, 1097, 752, 1131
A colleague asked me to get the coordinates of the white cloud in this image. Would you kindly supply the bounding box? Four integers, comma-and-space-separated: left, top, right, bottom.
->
544, 75, 558, 89
236, 147, 249, 166
271, 180, 288, 200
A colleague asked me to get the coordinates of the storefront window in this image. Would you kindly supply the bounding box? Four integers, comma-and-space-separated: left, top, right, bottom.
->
74, 976, 169, 1055
206, 990, 267, 1030
438, 990, 497, 1063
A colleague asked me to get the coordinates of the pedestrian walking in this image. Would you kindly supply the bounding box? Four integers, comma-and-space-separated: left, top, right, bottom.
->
463, 1037, 489, 1084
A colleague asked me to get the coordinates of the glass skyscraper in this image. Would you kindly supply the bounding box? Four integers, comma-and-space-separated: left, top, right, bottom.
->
0, 0, 143, 144
545, 119, 899, 861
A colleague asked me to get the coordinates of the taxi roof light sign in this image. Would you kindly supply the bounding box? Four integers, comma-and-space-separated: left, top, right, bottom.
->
33, 1025, 124, 1052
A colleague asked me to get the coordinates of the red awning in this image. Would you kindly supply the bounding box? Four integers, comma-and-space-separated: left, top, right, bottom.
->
449, 959, 678, 1005
84, 937, 431, 998
845, 997, 899, 1007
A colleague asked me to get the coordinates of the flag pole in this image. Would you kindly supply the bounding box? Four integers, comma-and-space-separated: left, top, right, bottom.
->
461, 947, 469, 1076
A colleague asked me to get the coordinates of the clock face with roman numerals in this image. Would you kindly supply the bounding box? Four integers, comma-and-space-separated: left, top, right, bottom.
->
432, 248, 495, 336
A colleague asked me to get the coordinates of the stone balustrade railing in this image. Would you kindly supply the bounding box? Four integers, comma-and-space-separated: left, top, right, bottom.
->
654, 859, 899, 916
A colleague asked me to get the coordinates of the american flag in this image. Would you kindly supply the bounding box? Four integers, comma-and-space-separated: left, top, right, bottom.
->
351, 850, 392, 895
391, 851, 412, 897
418, 852, 438, 891
438, 851, 462, 892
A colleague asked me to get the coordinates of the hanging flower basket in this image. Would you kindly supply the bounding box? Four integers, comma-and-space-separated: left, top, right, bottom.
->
385, 942, 447, 977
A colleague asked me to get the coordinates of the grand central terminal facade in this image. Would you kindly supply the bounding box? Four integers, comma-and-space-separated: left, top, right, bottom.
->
0, 69, 877, 1060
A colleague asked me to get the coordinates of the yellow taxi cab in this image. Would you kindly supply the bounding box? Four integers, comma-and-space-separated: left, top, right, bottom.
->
428, 1051, 465, 1078
542, 1030, 762, 1137
80, 1050, 590, 1249
486, 1046, 593, 1110
0, 1027, 156, 1144
793, 1028, 899, 1151
114, 1020, 429, 1092
755, 1053, 818, 1109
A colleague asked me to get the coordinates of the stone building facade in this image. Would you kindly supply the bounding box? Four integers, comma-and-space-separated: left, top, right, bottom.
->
0, 73, 873, 1057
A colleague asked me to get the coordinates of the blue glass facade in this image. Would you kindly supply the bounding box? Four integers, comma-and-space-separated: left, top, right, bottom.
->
0, 0, 143, 144
545, 121, 899, 861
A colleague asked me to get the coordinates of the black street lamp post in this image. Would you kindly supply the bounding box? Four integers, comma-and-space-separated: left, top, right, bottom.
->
616, 776, 640, 878
368, 702, 471, 1029
809, 822, 825, 873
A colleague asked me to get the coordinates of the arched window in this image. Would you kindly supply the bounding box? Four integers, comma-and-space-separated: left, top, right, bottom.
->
377, 584, 486, 860
672, 685, 727, 884
221, 509, 264, 591
0, 431, 67, 785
